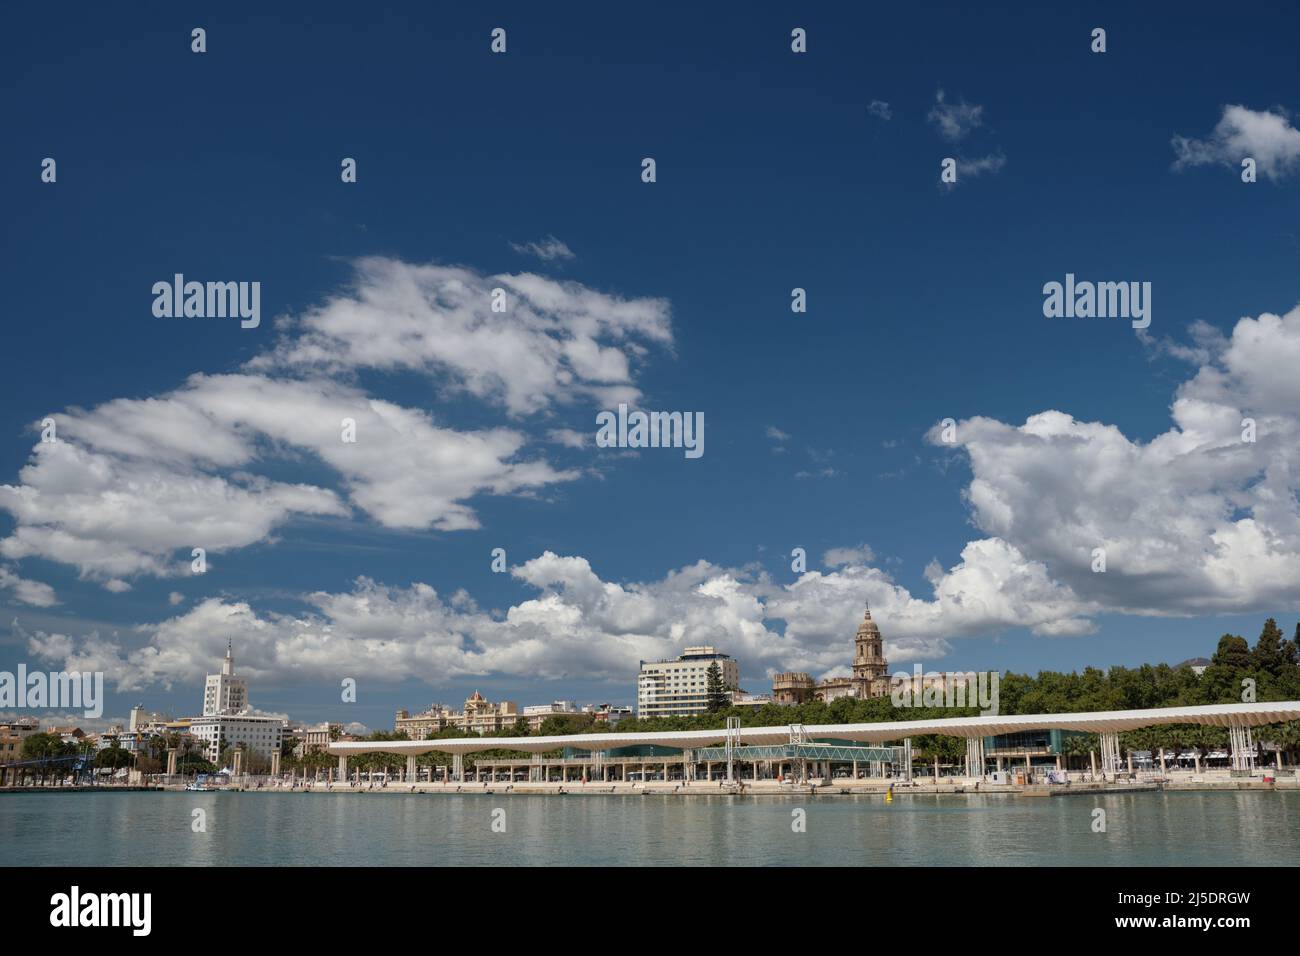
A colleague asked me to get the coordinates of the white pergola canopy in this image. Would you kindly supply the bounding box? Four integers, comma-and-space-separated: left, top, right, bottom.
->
326, 700, 1300, 756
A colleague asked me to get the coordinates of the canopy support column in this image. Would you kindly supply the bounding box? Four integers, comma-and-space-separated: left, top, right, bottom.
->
1099, 732, 1121, 780
725, 716, 741, 783
1230, 724, 1255, 773
964, 737, 985, 779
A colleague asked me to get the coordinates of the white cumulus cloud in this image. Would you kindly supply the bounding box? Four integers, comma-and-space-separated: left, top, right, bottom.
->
0, 258, 664, 584
249, 258, 672, 416
1173, 105, 1300, 181
510, 235, 576, 261
0, 568, 58, 607
926, 304, 1300, 617
928, 89, 984, 141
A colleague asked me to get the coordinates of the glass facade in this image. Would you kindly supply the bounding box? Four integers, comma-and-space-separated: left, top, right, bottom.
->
563, 744, 683, 759
983, 729, 1090, 755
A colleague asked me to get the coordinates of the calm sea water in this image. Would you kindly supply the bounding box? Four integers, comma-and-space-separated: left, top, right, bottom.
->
2, 790, 1297, 866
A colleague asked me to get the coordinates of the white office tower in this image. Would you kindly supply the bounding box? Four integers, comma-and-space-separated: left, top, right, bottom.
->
191, 641, 283, 765
203, 640, 248, 716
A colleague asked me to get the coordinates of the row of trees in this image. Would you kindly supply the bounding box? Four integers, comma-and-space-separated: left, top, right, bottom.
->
14, 730, 221, 783
12, 733, 96, 784
12, 733, 177, 785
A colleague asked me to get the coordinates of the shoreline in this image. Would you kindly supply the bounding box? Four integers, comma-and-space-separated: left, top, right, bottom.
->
6, 777, 1298, 797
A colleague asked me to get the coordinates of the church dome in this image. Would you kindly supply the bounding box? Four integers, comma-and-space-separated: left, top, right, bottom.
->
855, 606, 881, 640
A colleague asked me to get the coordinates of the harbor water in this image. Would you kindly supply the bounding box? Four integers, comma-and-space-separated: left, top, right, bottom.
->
3, 790, 1298, 866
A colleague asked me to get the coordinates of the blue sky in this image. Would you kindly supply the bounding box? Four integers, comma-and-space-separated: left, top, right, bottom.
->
3, 3, 1300, 732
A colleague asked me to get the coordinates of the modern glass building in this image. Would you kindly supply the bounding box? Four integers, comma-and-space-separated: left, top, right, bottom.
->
983, 729, 1091, 768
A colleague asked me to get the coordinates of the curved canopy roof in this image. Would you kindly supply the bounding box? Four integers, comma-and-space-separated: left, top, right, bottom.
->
326, 700, 1300, 756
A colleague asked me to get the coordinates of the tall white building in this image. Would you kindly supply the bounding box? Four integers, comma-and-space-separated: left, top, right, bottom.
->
638, 646, 739, 718
203, 640, 248, 716
190, 642, 283, 766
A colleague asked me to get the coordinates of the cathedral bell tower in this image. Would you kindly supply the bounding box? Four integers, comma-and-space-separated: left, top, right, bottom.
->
852, 604, 889, 695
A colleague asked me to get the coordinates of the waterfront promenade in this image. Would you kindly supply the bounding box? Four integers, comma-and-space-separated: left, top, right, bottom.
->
320, 699, 1300, 792
239, 774, 1300, 797
6, 766, 1298, 797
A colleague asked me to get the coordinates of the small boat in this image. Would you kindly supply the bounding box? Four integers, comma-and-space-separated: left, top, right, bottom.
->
185, 773, 218, 792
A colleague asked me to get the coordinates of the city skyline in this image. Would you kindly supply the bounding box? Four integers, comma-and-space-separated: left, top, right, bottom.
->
4, 602, 1285, 739
3, 5, 1300, 737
